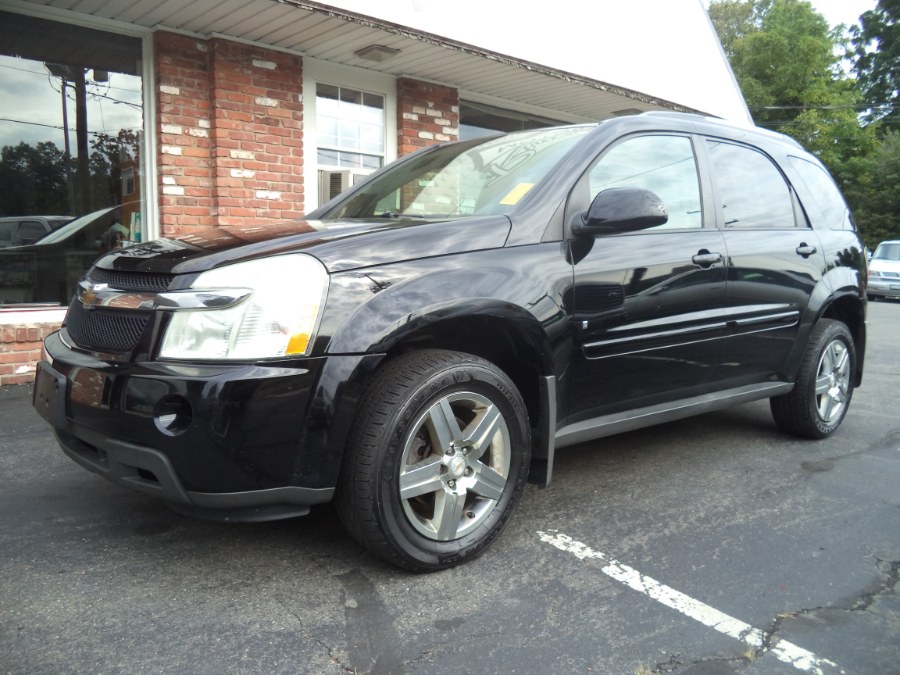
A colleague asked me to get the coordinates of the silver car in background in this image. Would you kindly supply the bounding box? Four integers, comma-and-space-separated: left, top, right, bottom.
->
868, 240, 900, 301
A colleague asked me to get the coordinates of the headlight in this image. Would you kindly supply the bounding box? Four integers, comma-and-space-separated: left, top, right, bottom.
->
159, 254, 328, 360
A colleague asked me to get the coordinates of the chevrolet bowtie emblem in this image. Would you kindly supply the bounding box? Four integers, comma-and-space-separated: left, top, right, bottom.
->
80, 287, 98, 308
78, 282, 108, 309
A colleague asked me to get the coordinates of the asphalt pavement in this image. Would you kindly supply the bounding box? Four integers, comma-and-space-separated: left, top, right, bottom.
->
1, 301, 898, 674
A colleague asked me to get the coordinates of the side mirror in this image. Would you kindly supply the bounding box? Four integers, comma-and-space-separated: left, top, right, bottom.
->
574, 188, 668, 236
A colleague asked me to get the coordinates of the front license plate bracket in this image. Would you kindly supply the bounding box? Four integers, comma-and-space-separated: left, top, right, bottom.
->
33, 361, 68, 429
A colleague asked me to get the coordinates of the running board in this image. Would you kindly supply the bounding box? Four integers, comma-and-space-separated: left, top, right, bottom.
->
554, 382, 794, 449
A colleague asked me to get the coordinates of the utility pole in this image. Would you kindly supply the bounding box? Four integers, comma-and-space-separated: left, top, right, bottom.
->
46, 63, 91, 214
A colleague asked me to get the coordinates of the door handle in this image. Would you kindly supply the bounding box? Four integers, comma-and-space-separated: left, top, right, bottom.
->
796, 243, 817, 258
692, 250, 722, 268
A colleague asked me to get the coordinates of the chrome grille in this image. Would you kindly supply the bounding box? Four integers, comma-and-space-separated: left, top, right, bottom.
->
65, 301, 150, 353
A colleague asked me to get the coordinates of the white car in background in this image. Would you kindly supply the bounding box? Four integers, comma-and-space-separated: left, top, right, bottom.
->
868, 240, 900, 301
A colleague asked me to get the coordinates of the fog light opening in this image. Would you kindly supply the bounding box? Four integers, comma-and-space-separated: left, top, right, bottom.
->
153, 396, 192, 436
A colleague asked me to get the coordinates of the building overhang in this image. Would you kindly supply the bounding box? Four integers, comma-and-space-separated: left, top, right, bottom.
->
5, 0, 702, 122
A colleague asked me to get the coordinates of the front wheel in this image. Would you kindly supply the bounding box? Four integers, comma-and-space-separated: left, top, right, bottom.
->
337, 349, 531, 571
770, 319, 856, 439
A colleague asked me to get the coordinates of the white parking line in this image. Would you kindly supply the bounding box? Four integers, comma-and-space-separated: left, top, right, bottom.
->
537, 531, 843, 675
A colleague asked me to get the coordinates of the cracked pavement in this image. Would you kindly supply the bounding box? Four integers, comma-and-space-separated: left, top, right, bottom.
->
1, 300, 898, 674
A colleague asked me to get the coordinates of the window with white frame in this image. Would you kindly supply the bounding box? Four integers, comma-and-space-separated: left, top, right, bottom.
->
316, 84, 385, 171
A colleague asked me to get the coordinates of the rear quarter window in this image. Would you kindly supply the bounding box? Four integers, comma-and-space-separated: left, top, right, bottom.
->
787, 155, 852, 230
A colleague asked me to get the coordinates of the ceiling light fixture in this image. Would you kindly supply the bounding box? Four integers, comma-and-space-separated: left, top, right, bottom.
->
354, 44, 401, 62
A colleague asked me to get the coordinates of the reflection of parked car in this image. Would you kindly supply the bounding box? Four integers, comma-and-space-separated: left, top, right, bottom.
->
867, 240, 900, 301
34, 113, 866, 572
0, 215, 74, 247
0, 206, 127, 305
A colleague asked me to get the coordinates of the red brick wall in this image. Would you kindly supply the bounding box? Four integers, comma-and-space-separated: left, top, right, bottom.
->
0, 323, 60, 386
208, 39, 304, 226
155, 32, 215, 235
154, 32, 304, 236
397, 78, 459, 155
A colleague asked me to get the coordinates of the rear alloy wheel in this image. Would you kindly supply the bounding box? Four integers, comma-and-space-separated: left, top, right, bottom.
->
337, 349, 530, 571
770, 319, 855, 439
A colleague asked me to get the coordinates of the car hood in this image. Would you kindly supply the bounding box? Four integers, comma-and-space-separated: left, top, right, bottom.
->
869, 258, 900, 274
93, 216, 512, 276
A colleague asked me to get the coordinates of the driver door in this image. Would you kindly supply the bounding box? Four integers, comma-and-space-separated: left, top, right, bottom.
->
564, 133, 729, 422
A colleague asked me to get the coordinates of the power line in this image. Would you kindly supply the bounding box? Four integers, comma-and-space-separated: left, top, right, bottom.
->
0, 60, 142, 94
0, 117, 141, 136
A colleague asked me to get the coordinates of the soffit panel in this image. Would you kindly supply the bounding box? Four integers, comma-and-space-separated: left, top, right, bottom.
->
14, 0, 697, 119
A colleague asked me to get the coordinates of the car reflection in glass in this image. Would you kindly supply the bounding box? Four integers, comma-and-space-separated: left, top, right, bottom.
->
0, 204, 135, 306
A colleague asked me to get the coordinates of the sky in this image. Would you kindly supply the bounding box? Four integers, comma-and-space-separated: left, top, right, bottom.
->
0, 56, 143, 151
785, 0, 876, 28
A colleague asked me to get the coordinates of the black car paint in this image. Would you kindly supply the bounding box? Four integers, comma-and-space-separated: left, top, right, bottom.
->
34, 113, 867, 520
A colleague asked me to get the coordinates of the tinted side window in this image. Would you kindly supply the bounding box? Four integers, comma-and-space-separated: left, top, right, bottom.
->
588, 135, 702, 230
788, 156, 851, 230
707, 141, 795, 229
18, 220, 47, 245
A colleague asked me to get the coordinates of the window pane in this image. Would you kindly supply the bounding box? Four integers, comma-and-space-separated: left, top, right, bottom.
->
317, 83, 339, 101
318, 148, 339, 165
0, 12, 144, 306
363, 92, 384, 110
708, 141, 795, 229
788, 156, 850, 230
589, 135, 702, 229
316, 84, 385, 157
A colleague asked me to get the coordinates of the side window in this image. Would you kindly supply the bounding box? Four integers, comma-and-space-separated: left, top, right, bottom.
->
17, 221, 47, 246
788, 156, 851, 230
588, 135, 702, 230
707, 141, 795, 229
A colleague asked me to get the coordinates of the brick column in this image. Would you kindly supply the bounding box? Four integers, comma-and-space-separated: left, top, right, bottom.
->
154, 32, 304, 235
397, 78, 459, 156
208, 40, 304, 226
155, 32, 215, 236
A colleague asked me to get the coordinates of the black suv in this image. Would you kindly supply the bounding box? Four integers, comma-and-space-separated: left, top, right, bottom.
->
33, 113, 867, 571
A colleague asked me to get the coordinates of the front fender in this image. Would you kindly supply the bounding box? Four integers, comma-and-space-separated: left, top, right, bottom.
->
320, 245, 574, 374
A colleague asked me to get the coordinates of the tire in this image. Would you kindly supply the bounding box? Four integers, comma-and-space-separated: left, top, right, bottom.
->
336, 349, 531, 571
770, 319, 855, 439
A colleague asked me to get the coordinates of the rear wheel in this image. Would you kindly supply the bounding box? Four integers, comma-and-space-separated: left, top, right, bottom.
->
337, 349, 530, 571
770, 319, 855, 439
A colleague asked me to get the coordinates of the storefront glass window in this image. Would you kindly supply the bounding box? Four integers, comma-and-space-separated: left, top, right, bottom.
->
0, 11, 144, 307
460, 101, 565, 140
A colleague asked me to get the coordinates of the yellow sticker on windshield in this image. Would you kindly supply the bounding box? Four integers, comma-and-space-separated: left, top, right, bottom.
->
499, 183, 535, 206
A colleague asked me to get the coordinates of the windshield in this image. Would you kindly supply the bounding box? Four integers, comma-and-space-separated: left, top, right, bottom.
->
315, 126, 593, 220
36, 206, 118, 245
872, 242, 900, 261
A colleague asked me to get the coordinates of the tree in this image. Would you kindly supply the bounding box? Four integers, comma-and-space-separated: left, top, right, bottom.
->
89, 130, 139, 209
720, 1, 852, 129
708, 0, 893, 245
843, 131, 900, 248
709, 0, 770, 58
0, 141, 69, 216
850, 0, 899, 126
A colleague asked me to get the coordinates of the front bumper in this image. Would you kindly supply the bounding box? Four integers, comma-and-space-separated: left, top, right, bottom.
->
34, 330, 382, 521
868, 275, 900, 298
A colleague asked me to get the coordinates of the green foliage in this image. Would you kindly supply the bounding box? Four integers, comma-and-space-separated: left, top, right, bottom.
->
709, 0, 899, 246
850, 0, 899, 126
0, 142, 69, 216
844, 131, 900, 248
0, 130, 137, 217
